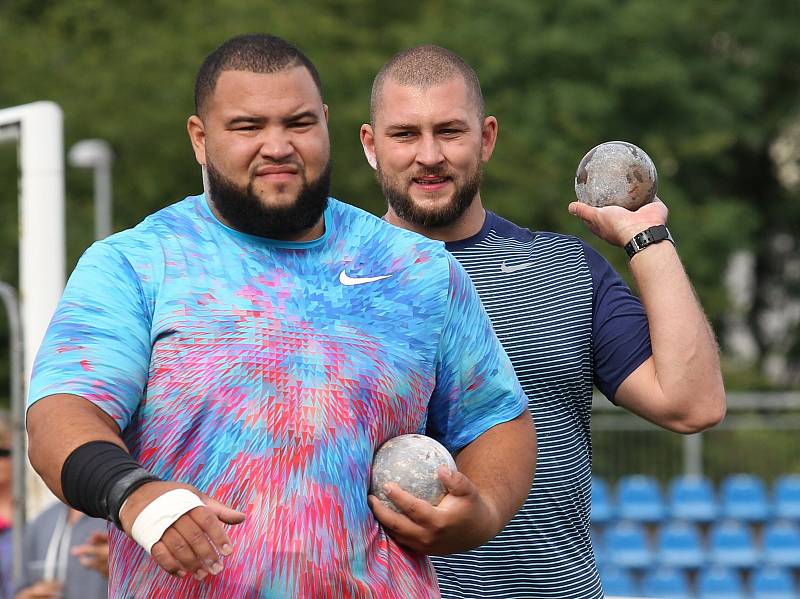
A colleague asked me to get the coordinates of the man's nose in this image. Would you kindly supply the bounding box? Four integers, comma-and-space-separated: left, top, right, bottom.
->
257, 128, 294, 161
415, 134, 445, 167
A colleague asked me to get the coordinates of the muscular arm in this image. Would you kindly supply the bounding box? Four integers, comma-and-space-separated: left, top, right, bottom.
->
27, 394, 125, 500
453, 409, 535, 540
616, 241, 725, 432
370, 409, 535, 555
570, 199, 726, 433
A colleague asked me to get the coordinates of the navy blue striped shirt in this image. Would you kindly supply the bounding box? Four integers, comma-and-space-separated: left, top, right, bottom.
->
432, 211, 651, 599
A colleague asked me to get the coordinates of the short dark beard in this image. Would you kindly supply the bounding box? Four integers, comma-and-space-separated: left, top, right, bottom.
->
206, 159, 331, 239
377, 163, 481, 229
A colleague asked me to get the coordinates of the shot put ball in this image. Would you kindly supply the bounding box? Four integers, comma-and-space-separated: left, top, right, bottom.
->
574, 141, 658, 210
370, 434, 457, 513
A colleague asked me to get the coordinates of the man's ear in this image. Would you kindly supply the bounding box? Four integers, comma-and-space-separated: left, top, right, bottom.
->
323, 104, 329, 123
360, 123, 378, 170
187, 115, 207, 166
480, 116, 498, 164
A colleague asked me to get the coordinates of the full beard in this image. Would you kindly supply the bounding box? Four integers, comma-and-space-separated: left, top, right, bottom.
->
206, 159, 331, 239
377, 163, 482, 229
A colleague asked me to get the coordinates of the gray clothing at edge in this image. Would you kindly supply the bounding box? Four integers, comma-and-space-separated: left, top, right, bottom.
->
16, 502, 107, 599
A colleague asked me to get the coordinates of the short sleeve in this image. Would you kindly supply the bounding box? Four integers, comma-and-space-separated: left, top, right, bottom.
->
426, 255, 528, 452
583, 243, 652, 401
27, 241, 153, 430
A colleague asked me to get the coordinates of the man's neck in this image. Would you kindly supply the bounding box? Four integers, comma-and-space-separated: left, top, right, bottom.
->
282, 216, 326, 243
384, 195, 486, 243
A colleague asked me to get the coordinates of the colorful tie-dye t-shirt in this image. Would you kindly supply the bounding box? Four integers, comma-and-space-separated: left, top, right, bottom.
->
28, 195, 527, 599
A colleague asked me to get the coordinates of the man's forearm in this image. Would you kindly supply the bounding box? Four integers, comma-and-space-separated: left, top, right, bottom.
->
27, 394, 125, 501
629, 242, 726, 430
455, 410, 536, 537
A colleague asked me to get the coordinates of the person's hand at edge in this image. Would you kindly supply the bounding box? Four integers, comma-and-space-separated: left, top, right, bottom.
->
71, 531, 110, 578
13, 580, 63, 599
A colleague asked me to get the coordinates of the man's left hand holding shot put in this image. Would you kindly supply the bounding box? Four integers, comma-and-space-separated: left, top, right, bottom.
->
25, 33, 534, 598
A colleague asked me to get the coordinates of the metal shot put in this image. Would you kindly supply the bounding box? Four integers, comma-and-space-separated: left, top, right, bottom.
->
575, 141, 658, 211
370, 435, 458, 512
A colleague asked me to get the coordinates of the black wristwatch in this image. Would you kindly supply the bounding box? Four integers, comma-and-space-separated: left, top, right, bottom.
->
624, 225, 674, 259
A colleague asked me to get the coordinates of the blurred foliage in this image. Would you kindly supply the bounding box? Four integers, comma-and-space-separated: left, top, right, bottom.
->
704, 425, 800, 483
0, 0, 799, 407
593, 428, 686, 483
594, 424, 800, 484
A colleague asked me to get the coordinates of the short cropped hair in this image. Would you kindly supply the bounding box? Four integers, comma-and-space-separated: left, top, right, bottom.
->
370, 45, 484, 124
194, 33, 323, 117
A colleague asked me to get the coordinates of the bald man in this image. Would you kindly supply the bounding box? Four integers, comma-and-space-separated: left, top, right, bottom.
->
361, 45, 726, 598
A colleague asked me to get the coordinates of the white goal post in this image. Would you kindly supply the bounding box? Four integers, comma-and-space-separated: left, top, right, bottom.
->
0, 101, 65, 519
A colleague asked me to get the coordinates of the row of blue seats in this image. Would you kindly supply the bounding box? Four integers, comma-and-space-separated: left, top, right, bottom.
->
593, 519, 800, 569
602, 564, 798, 599
593, 474, 800, 524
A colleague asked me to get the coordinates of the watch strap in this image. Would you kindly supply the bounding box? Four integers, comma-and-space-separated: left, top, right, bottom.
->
625, 225, 674, 259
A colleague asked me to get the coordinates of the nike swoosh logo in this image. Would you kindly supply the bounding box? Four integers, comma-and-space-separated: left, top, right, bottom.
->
339, 271, 393, 286
500, 261, 535, 274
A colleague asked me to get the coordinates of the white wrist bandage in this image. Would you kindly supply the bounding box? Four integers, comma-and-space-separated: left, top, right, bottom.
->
130, 489, 205, 553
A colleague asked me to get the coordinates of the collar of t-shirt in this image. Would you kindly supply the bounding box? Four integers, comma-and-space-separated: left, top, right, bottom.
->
444, 210, 497, 252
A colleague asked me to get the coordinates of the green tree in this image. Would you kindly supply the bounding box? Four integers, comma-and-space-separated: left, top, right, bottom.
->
0, 0, 799, 408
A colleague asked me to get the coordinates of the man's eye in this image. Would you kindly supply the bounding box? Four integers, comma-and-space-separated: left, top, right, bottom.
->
289, 121, 314, 129
392, 131, 415, 139
234, 126, 258, 131
440, 129, 462, 136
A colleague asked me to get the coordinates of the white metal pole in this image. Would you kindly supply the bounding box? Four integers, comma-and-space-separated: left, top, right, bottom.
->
0, 102, 66, 381
94, 162, 112, 239
0, 101, 65, 517
683, 433, 703, 477
68, 138, 113, 240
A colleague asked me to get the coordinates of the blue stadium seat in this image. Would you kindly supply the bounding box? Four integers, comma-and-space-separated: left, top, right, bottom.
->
720, 474, 770, 522
751, 565, 797, 599
708, 520, 759, 568
668, 474, 718, 522
616, 475, 666, 523
591, 527, 605, 566
656, 520, 705, 569
697, 566, 746, 599
773, 475, 800, 521
604, 520, 653, 569
641, 566, 691, 598
592, 476, 614, 525
762, 520, 800, 568
598, 565, 638, 597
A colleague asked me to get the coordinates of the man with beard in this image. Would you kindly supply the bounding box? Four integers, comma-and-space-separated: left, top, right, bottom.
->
25, 35, 535, 598
360, 45, 726, 598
